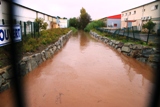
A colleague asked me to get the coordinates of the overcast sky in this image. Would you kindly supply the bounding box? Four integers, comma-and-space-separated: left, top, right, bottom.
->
14, 0, 155, 20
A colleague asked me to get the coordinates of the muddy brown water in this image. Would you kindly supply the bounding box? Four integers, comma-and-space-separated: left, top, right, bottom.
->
0, 31, 155, 107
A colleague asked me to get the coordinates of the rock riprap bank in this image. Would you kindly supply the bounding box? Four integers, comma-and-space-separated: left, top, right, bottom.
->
0, 30, 72, 92
90, 31, 160, 69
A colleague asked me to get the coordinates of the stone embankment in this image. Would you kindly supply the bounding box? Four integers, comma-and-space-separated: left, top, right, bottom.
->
90, 31, 160, 69
0, 30, 72, 92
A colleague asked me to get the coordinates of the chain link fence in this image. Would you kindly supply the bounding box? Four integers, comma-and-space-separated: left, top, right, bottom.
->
97, 26, 160, 44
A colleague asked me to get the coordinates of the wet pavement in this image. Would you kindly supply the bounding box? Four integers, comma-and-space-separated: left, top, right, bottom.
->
0, 31, 155, 107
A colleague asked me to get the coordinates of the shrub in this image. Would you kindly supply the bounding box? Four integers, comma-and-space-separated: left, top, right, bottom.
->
84, 20, 105, 32
23, 28, 70, 52
69, 27, 78, 33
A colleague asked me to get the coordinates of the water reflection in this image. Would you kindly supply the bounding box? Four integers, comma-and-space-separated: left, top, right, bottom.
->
115, 51, 154, 85
79, 31, 90, 50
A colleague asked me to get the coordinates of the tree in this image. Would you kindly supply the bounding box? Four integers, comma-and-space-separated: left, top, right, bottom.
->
142, 20, 156, 44
79, 7, 91, 29
34, 18, 48, 30
142, 20, 156, 31
69, 17, 79, 28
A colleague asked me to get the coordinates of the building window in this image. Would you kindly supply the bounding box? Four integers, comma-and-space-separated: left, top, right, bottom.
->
155, 5, 158, 9
125, 13, 127, 16
122, 14, 123, 17
129, 12, 131, 15
114, 24, 117, 27
134, 11, 136, 14
143, 9, 145, 12
151, 5, 159, 10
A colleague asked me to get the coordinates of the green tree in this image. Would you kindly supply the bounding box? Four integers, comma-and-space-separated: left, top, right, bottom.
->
142, 20, 156, 44
142, 20, 156, 30
34, 18, 48, 30
69, 17, 79, 28
79, 7, 91, 29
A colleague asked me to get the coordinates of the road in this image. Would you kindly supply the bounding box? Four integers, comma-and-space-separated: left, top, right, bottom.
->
0, 31, 154, 107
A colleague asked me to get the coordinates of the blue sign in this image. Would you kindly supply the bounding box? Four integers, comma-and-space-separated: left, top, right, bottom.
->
0, 25, 21, 47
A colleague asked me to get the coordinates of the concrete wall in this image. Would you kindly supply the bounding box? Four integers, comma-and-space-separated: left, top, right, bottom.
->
13, 5, 36, 22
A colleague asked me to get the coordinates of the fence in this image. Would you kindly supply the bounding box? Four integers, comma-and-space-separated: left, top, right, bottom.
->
96, 26, 160, 44
0, 19, 40, 38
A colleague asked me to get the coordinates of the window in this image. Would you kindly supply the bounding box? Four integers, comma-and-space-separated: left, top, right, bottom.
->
155, 5, 158, 9
151, 5, 158, 10
129, 12, 131, 15
143, 9, 145, 12
134, 11, 136, 14
125, 13, 127, 16
114, 24, 117, 27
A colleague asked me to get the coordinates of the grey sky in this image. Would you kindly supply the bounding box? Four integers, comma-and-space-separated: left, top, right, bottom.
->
14, 0, 155, 20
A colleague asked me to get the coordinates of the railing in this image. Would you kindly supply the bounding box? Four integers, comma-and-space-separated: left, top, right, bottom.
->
96, 26, 159, 44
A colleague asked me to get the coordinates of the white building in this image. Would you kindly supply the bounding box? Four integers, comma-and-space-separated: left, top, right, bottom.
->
121, 0, 160, 31
0, 0, 68, 29
59, 18, 68, 28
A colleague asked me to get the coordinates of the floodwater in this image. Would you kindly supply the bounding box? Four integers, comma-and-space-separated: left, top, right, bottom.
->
0, 31, 155, 107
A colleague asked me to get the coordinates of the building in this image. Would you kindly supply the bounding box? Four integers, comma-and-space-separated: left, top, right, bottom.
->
99, 14, 121, 29
0, 0, 68, 29
107, 14, 121, 29
121, 0, 160, 31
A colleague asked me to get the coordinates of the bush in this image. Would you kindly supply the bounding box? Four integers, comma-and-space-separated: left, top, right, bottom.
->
84, 20, 105, 32
23, 28, 70, 52
69, 27, 78, 33
34, 18, 48, 31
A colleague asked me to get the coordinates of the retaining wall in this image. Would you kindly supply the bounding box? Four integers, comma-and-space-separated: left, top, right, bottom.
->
90, 31, 160, 69
0, 30, 72, 92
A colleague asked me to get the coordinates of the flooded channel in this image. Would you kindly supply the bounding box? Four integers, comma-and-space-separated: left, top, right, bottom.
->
0, 31, 154, 107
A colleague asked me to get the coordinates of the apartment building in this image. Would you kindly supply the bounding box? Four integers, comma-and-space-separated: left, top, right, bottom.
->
121, 0, 160, 31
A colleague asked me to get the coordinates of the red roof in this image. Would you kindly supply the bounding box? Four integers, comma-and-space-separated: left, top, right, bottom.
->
107, 14, 121, 19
